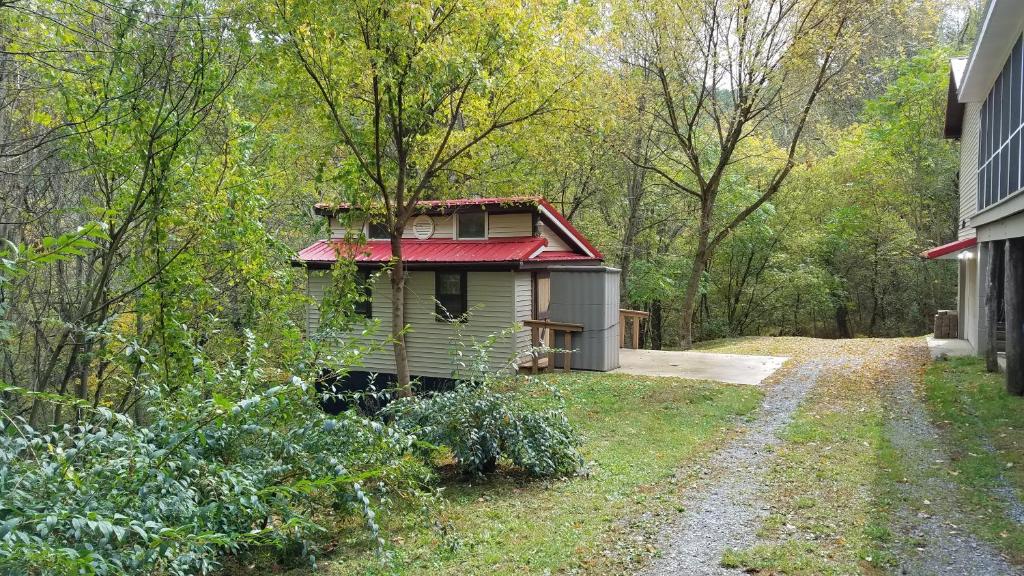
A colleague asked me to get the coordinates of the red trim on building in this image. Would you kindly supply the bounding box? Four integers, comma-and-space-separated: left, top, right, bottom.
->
920, 236, 977, 259
536, 198, 603, 259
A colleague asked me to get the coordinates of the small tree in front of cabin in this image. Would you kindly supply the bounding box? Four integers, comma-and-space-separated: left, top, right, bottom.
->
266, 0, 586, 393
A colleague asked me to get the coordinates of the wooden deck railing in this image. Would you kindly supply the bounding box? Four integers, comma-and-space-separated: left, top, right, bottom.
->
619, 309, 650, 349
522, 319, 584, 373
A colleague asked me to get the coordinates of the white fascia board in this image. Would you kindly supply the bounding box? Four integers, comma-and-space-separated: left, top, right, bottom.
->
958, 0, 1024, 102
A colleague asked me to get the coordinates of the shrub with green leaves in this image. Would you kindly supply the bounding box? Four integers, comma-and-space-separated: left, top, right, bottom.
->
386, 379, 582, 478
0, 344, 428, 575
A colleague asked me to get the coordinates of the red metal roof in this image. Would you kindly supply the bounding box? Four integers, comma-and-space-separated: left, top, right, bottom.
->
298, 237, 549, 265
921, 236, 977, 259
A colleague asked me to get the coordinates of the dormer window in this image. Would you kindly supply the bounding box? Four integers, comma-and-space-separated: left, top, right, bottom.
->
456, 211, 486, 239
367, 221, 389, 240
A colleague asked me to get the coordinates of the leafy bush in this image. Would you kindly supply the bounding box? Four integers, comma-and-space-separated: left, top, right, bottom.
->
0, 339, 428, 575
386, 379, 582, 478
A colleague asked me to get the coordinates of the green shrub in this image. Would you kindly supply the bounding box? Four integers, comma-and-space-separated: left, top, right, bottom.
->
0, 340, 428, 575
385, 379, 582, 478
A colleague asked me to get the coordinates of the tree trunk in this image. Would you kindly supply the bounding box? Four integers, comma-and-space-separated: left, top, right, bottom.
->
987, 240, 1004, 373
1005, 238, 1023, 396
650, 299, 663, 350
835, 299, 852, 339
679, 205, 712, 349
390, 234, 412, 396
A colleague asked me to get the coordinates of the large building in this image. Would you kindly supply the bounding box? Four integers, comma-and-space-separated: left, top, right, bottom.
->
933, 0, 1024, 391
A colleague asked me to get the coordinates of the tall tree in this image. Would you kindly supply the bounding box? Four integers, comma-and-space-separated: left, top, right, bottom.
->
264, 0, 584, 391
623, 0, 872, 348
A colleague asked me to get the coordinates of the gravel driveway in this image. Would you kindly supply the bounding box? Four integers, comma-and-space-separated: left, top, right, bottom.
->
639, 360, 832, 576
638, 340, 1023, 576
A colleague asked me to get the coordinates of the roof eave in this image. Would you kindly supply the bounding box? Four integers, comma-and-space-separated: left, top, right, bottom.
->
957, 0, 1024, 102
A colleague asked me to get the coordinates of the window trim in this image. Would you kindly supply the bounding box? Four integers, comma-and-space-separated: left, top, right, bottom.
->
978, 34, 1024, 211
455, 211, 487, 240
354, 269, 372, 318
366, 220, 389, 240
434, 271, 468, 322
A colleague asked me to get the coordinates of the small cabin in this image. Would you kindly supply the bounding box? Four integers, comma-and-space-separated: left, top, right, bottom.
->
294, 196, 621, 380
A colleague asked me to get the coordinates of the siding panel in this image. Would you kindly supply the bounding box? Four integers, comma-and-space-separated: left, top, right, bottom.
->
489, 213, 533, 237
307, 269, 519, 378
961, 102, 981, 238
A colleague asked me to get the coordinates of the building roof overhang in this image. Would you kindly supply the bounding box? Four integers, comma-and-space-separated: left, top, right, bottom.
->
292, 236, 603, 270
920, 236, 978, 260
944, 58, 968, 139
958, 0, 1024, 103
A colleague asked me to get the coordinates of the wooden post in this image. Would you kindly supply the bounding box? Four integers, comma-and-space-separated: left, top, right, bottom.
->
563, 331, 572, 373
987, 241, 1004, 373
531, 326, 539, 374
631, 316, 640, 349
1007, 238, 1024, 395
546, 327, 554, 372
619, 311, 625, 347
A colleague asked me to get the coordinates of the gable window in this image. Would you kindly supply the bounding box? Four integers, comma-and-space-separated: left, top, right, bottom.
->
456, 211, 486, 239
435, 271, 467, 321
354, 269, 372, 318
367, 221, 389, 239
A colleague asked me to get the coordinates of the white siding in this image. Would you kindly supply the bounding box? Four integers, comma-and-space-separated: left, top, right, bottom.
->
489, 213, 533, 237
330, 215, 455, 240
307, 269, 520, 378
330, 216, 365, 240
514, 272, 534, 360
960, 102, 981, 239
538, 221, 571, 251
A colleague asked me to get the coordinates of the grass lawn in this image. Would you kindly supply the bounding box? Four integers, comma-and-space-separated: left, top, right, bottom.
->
294, 372, 762, 575
923, 356, 1024, 562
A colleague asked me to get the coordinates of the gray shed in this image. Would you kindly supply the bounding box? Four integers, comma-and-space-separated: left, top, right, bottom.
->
548, 266, 621, 371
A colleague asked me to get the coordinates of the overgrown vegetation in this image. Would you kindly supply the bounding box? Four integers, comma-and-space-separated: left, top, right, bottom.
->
923, 357, 1024, 562
310, 372, 762, 575
387, 379, 582, 477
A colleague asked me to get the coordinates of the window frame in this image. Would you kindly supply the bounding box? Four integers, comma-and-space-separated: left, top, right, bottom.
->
978, 34, 1024, 211
455, 211, 487, 240
354, 268, 372, 318
434, 271, 468, 322
366, 220, 389, 240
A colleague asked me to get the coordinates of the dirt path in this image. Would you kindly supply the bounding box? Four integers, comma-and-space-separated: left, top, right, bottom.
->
638, 339, 1022, 576
639, 360, 832, 576
880, 346, 1022, 576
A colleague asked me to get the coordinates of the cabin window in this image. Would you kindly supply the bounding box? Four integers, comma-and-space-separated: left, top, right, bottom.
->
354, 269, 372, 318
367, 221, 389, 239
456, 211, 486, 239
435, 271, 467, 321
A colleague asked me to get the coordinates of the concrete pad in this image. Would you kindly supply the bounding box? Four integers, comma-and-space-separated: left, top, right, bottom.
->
612, 348, 787, 386
925, 335, 975, 359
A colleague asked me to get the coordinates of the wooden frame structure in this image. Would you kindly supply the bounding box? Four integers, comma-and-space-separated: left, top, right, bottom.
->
523, 319, 584, 373
619, 309, 650, 349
